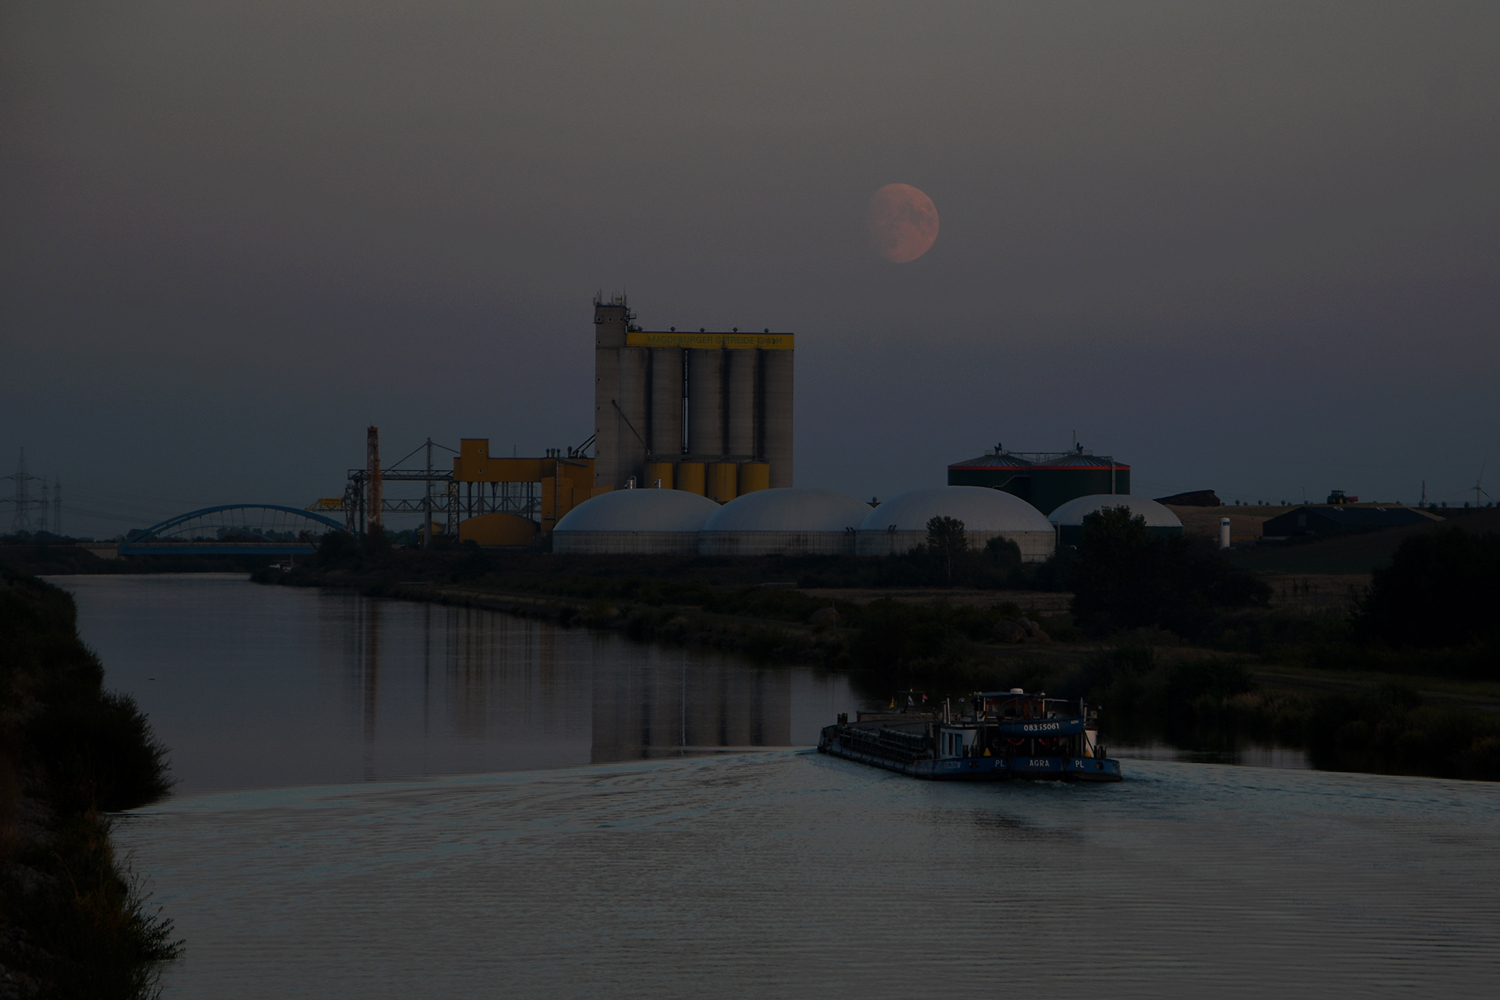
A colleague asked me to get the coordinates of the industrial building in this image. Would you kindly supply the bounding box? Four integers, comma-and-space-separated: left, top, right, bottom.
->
948, 446, 1129, 515
330, 305, 1171, 562
1261, 505, 1435, 539
593, 295, 793, 501
697, 488, 871, 556
855, 486, 1056, 562
1048, 495, 1184, 547
551, 488, 721, 554
329, 430, 603, 546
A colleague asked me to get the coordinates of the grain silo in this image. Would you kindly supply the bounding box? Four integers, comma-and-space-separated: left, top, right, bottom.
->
593, 296, 793, 496
698, 488, 870, 556
856, 486, 1055, 562
551, 487, 721, 554
1048, 495, 1183, 547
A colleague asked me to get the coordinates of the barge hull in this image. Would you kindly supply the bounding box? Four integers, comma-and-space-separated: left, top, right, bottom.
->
821, 741, 1122, 783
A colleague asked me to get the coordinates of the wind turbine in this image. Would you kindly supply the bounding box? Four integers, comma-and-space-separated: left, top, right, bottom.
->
1471, 458, 1492, 508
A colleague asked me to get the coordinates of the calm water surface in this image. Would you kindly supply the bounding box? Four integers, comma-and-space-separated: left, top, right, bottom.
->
60, 574, 855, 792
58, 576, 1500, 998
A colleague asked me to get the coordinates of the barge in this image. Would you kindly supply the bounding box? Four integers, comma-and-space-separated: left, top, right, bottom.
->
818, 689, 1122, 782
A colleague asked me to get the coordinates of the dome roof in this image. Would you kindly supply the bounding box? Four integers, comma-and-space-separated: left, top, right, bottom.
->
701, 489, 870, 533
858, 486, 1052, 533
1048, 494, 1182, 529
553, 488, 721, 534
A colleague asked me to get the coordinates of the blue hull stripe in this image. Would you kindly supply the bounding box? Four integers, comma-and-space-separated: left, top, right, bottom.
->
823, 744, 1121, 782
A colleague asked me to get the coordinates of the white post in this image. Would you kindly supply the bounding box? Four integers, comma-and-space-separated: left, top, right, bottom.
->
1219, 517, 1231, 549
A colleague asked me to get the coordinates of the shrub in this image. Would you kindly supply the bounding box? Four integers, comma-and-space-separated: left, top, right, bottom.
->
1069, 507, 1269, 639
924, 516, 969, 585
1353, 526, 1500, 651
27, 692, 174, 813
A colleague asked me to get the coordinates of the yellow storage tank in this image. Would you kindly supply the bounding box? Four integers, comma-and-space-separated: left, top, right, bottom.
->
677, 462, 706, 496
709, 463, 739, 503
459, 512, 538, 547
645, 461, 675, 490
737, 462, 770, 495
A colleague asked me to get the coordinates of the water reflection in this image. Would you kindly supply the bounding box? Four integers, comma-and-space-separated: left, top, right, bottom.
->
592, 647, 791, 761
1114, 740, 1310, 769
58, 575, 856, 793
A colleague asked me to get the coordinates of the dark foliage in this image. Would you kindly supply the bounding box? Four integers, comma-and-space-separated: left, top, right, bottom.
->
26, 692, 172, 813
1353, 526, 1500, 650
924, 516, 968, 585
0, 571, 181, 996
7, 813, 181, 999
453, 540, 495, 581
1064, 647, 1258, 740
314, 529, 358, 566
1306, 685, 1500, 780
1069, 507, 1270, 639
361, 523, 392, 558
847, 599, 1024, 681
284, 531, 1059, 593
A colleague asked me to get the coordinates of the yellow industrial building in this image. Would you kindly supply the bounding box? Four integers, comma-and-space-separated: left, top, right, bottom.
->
452, 439, 601, 545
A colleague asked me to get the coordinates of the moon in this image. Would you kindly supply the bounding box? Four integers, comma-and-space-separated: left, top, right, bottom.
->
866, 183, 939, 263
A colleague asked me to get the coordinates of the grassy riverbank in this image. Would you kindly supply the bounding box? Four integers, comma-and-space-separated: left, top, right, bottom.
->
0, 570, 179, 999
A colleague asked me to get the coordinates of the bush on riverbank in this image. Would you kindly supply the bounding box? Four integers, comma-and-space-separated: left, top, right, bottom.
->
0, 570, 180, 997
1354, 527, 1500, 650
977, 648, 1500, 780
1068, 508, 1270, 640
288, 529, 1048, 593
1234, 525, 1500, 682
1306, 685, 1500, 780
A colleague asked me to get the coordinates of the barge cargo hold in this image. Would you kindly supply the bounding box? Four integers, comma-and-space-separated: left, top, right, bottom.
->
818, 689, 1122, 782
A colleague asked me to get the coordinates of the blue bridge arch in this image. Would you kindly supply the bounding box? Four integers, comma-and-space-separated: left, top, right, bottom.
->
119, 504, 351, 556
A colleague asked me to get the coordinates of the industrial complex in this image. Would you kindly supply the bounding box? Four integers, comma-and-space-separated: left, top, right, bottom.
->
320, 295, 1173, 559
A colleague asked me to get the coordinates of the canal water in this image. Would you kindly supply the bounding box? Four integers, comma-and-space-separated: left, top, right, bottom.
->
59, 575, 1500, 998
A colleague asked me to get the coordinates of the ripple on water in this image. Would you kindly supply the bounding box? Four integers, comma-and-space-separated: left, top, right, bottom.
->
118, 753, 1500, 1000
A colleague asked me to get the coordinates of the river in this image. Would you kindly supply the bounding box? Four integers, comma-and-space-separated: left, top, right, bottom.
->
59, 574, 1500, 998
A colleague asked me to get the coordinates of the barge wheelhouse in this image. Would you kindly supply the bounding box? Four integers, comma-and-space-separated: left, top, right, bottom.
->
818, 689, 1122, 782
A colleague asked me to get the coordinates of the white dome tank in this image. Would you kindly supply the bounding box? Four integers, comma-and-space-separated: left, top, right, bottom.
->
1048, 494, 1183, 546
698, 488, 871, 556
856, 486, 1055, 562
552, 488, 721, 554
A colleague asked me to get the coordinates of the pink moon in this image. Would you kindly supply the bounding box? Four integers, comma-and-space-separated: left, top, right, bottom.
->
866, 183, 939, 263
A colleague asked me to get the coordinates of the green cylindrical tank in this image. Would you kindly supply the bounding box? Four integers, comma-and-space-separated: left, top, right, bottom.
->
1028, 457, 1130, 515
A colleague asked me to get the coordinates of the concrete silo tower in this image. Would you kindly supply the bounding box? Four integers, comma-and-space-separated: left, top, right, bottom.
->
592, 296, 794, 496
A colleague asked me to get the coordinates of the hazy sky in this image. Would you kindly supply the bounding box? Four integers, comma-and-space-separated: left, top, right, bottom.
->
4, 2, 1498, 536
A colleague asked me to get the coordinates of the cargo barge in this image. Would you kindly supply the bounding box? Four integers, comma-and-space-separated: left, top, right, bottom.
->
818, 689, 1122, 782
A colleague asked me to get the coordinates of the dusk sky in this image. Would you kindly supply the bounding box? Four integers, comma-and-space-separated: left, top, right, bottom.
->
4, 2, 1498, 537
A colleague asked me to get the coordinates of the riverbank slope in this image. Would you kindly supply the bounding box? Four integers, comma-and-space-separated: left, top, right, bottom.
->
0, 571, 179, 998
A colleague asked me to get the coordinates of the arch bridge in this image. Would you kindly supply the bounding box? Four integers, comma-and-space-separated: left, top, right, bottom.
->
118, 504, 350, 556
